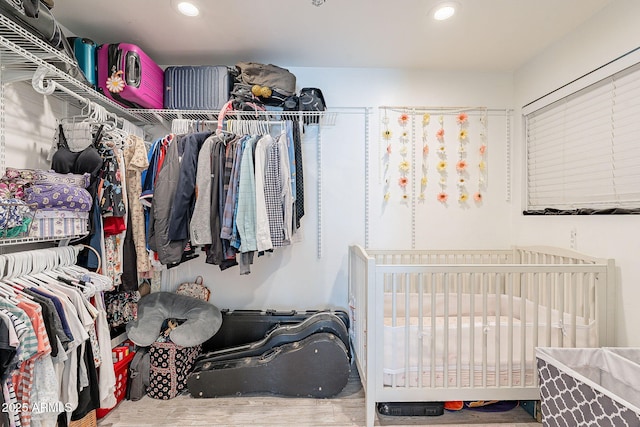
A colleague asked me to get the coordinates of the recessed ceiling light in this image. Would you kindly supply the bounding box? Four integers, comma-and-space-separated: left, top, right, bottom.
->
176, 1, 199, 17
432, 2, 457, 21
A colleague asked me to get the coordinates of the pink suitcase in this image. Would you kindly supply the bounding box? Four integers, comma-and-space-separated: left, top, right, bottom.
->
97, 43, 164, 109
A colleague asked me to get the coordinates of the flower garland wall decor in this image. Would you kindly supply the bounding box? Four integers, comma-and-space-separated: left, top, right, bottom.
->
419, 113, 430, 201
456, 112, 469, 204
378, 107, 489, 207
397, 112, 411, 202
381, 109, 392, 202
436, 115, 448, 203
475, 110, 488, 203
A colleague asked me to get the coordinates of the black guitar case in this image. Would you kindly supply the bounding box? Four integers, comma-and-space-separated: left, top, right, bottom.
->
192, 311, 350, 371
201, 308, 349, 352
187, 332, 350, 398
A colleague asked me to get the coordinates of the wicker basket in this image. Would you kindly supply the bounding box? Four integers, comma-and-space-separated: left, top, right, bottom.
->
69, 409, 97, 427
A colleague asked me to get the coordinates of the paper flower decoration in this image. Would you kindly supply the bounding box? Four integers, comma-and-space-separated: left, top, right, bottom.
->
457, 113, 468, 124
436, 128, 445, 141
437, 192, 448, 203
423, 145, 429, 155
400, 145, 408, 155
399, 160, 410, 172
479, 144, 487, 155
478, 160, 486, 171
386, 144, 392, 154
421, 176, 428, 186
384, 192, 391, 202
423, 114, 431, 125
456, 160, 468, 172
382, 130, 393, 140
106, 71, 125, 93
458, 129, 468, 141
402, 193, 409, 201
398, 177, 408, 187
459, 193, 469, 203
437, 160, 447, 171
473, 192, 483, 202
457, 178, 466, 187
398, 113, 410, 126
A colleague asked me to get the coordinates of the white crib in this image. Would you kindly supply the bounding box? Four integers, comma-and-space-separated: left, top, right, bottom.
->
348, 245, 616, 427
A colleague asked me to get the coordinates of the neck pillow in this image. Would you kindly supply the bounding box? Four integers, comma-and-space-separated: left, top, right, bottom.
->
126, 292, 222, 347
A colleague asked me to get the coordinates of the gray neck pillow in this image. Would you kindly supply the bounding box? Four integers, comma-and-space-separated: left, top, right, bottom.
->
126, 292, 222, 347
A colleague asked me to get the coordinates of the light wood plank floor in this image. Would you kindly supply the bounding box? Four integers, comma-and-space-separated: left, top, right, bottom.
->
97, 368, 541, 427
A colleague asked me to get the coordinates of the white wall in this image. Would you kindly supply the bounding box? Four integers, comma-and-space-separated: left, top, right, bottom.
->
512, 0, 640, 346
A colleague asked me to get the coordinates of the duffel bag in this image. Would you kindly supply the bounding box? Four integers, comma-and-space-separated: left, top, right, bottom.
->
236, 62, 296, 96
1, 0, 66, 50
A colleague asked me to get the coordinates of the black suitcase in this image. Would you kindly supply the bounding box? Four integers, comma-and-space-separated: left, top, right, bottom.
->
164, 65, 233, 110
187, 332, 350, 399
201, 309, 349, 352
193, 311, 350, 370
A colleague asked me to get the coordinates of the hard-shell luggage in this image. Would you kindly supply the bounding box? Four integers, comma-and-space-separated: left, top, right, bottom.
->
97, 43, 164, 109
187, 332, 350, 399
68, 37, 96, 87
163, 65, 232, 110
193, 311, 350, 370
201, 308, 349, 352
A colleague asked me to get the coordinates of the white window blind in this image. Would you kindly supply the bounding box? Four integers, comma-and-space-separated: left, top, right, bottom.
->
525, 62, 640, 212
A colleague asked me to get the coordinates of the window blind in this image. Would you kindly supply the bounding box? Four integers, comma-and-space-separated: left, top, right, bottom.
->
525, 62, 640, 212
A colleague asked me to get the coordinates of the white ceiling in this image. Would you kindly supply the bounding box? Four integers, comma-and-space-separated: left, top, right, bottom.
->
52, 0, 613, 72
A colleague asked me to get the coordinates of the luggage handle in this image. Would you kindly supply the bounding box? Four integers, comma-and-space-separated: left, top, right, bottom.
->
266, 309, 297, 317
125, 51, 141, 88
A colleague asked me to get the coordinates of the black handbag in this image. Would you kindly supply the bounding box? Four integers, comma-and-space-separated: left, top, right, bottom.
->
299, 87, 326, 124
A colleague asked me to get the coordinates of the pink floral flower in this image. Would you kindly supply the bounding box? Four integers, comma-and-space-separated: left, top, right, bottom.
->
473, 192, 483, 202
457, 112, 468, 124
437, 192, 448, 203
456, 160, 468, 172
423, 145, 429, 155
398, 113, 410, 126
386, 144, 392, 154
398, 177, 408, 187
436, 128, 445, 140
479, 144, 487, 155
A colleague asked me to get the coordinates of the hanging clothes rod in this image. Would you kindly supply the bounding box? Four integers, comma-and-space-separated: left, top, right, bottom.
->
31, 66, 123, 124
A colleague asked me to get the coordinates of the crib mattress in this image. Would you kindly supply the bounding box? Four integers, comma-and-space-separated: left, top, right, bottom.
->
381, 293, 597, 387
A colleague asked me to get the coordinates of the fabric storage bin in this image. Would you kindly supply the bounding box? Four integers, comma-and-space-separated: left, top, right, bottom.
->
147, 342, 201, 399
28, 210, 89, 238
536, 347, 640, 426
96, 351, 136, 419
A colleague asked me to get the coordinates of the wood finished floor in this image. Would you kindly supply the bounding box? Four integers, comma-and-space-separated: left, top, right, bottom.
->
97, 368, 541, 427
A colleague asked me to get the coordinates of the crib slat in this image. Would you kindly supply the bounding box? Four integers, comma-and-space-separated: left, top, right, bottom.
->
456, 273, 462, 389
507, 273, 514, 388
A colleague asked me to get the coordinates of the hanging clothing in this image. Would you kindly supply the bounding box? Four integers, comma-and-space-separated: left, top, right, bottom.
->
167, 131, 213, 242
254, 134, 274, 252
148, 135, 188, 266
123, 134, 151, 275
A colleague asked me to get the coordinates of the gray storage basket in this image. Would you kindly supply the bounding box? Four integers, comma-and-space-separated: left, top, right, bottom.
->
536, 347, 640, 427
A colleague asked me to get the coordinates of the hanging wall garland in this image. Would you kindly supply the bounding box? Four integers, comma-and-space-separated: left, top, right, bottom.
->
379, 107, 489, 207
456, 112, 469, 204
419, 114, 430, 201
